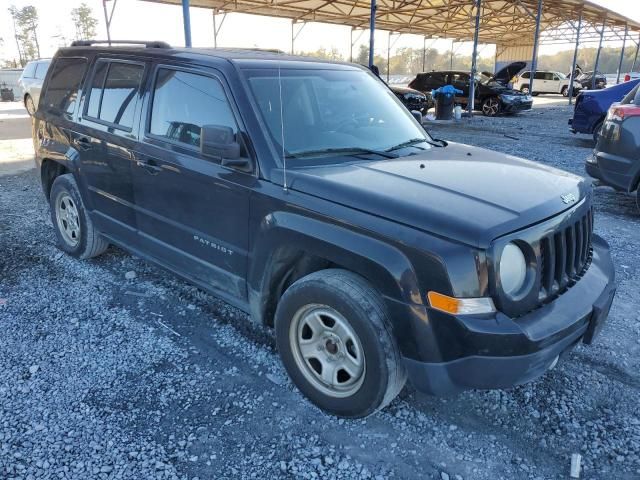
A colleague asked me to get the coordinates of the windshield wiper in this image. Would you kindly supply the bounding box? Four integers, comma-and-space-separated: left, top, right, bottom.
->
286, 147, 399, 159
385, 137, 446, 151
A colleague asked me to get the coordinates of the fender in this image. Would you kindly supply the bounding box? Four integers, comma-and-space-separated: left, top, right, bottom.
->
247, 210, 426, 328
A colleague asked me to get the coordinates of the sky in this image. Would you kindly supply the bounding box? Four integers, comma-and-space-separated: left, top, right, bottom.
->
1, 0, 638, 65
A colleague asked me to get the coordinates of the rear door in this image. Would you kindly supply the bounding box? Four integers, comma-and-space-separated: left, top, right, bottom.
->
449, 72, 470, 104
131, 63, 255, 301
75, 57, 148, 246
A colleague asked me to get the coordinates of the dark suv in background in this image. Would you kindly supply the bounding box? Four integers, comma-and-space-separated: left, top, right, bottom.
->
34, 41, 615, 418
586, 83, 640, 210
408, 62, 532, 116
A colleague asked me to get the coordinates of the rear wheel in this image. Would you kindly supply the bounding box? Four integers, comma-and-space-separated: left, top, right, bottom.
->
275, 269, 406, 417
50, 174, 109, 259
482, 97, 501, 117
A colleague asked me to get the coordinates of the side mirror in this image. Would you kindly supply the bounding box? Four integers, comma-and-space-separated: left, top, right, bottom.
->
200, 124, 241, 161
411, 110, 423, 123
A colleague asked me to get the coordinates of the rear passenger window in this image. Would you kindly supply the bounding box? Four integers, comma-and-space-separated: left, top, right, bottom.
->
84, 61, 144, 129
42, 57, 88, 120
149, 68, 238, 150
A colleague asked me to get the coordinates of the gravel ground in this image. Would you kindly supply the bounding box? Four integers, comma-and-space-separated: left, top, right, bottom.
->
1, 102, 639, 480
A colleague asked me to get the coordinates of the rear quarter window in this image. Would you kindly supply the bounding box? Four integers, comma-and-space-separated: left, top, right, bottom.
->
35, 62, 50, 80
621, 84, 640, 105
42, 57, 88, 120
22, 62, 37, 78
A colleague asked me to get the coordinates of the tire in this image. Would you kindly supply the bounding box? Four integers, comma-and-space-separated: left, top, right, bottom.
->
520, 85, 530, 95
25, 94, 36, 116
636, 187, 640, 214
592, 120, 603, 144
561, 86, 569, 97
481, 97, 501, 117
275, 269, 406, 418
49, 174, 109, 259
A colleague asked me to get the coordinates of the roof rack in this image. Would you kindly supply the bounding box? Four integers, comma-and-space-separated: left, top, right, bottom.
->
70, 40, 171, 48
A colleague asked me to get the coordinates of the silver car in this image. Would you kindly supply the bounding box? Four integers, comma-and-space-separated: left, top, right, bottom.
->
18, 59, 51, 115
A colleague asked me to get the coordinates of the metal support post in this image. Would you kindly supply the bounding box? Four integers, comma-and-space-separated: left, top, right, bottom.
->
568, 11, 582, 104
528, 0, 542, 95
616, 24, 628, 84
369, 0, 376, 68
468, 0, 482, 119
182, 0, 192, 47
592, 18, 606, 89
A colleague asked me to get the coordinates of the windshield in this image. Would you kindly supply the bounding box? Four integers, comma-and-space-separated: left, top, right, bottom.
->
244, 67, 432, 163
556, 72, 567, 79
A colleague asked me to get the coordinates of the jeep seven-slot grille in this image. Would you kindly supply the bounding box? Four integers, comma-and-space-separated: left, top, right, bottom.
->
539, 208, 593, 302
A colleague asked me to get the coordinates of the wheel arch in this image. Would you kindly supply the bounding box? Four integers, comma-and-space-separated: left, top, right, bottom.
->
247, 212, 422, 328
40, 158, 71, 200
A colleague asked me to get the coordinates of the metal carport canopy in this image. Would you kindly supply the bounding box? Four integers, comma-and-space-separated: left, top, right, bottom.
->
142, 0, 639, 45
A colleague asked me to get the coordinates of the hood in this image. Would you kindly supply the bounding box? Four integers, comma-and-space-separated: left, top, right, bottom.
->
389, 85, 426, 97
286, 143, 589, 248
490, 61, 527, 84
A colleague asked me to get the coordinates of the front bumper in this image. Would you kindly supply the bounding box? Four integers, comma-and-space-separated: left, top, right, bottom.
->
501, 98, 533, 113
399, 234, 616, 395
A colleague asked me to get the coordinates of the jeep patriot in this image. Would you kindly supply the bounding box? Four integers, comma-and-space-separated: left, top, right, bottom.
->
33, 41, 616, 417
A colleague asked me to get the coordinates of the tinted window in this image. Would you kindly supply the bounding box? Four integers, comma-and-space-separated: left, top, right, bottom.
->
427, 73, 447, 86
450, 73, 468, 85
23, 62, 37, 78
621, 84, 639, 105
35, 62, 49, 80
534, 72, 546, 80
100, 63, 143, 128
149, 69, 238, 149
42, 57, 88, 119
521, 71, 530, 79
545, 72, 555, 81
86, 61, 108, 119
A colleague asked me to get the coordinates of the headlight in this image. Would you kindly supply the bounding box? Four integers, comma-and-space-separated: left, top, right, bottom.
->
499, 242, 527, 297
500, 94, 517, 102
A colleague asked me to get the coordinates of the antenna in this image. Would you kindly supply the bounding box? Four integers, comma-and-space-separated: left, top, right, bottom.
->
278, 63, 288, 191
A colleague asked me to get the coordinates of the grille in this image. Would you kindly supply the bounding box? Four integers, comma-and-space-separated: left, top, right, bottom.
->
538, 208, 593, 302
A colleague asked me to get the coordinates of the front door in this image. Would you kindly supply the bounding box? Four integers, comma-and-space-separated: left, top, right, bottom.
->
131, 64, 255, 302
76, 58, 147, 246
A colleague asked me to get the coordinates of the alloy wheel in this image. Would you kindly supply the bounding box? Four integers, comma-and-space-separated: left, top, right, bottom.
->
55, 193, 81, 247
483, 98, 500, 116
289, 304, 366, 398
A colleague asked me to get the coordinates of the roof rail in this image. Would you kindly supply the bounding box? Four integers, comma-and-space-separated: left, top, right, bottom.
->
70, 40, 171, 48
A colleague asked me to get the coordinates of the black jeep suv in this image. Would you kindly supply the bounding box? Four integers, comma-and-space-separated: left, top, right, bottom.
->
33, 41, 616, 418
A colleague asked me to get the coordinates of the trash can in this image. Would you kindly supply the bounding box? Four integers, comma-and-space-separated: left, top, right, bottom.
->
431, 85, 462, 120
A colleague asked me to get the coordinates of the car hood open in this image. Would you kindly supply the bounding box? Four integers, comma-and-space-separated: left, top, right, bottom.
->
285, 142, 590, 248
490, 61, 527, 84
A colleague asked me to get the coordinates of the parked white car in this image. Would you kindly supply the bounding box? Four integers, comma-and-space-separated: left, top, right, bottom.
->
513, 70, 582, 96
17, 59, 51, 115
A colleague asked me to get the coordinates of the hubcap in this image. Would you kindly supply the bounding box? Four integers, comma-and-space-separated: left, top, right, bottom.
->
483, 98, 499, 116
522, 87, 529, 94
289, 304, 366, 398
55, 193, 81, 247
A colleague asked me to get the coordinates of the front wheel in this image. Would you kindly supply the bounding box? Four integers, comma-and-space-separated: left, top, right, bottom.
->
520, 85, 530, 95
561, 86, 569, 97
275, 269, 406, 418
50, 174, 109, 259
25, 94, 36, 116
482, 97, 501, 117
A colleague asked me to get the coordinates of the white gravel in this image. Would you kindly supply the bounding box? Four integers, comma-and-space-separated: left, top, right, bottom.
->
1, 101, 639, 479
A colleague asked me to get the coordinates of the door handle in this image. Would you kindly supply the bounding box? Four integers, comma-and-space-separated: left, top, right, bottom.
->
135, 156, 163, 174
74, 137, 92, 151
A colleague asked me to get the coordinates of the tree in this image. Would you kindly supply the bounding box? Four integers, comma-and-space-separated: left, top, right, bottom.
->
71, 3, 98, 41
8, 5, 40, 66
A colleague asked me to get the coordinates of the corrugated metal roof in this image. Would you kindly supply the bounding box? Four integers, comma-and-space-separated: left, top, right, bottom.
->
142, 0, 640, 45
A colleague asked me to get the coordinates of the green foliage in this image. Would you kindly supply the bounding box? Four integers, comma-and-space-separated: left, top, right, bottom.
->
71, 3, 98, 41
8, 4, 40, 66
538, 46, 639, 74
